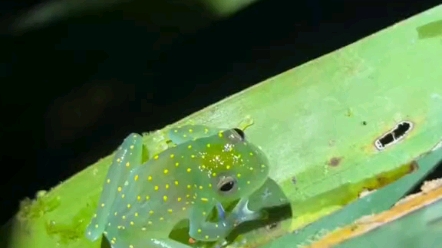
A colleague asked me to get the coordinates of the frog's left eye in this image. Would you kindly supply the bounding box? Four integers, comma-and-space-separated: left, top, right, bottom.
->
226, 128, 245, 143
217, 175, 238, 194
233, 128, 245, 140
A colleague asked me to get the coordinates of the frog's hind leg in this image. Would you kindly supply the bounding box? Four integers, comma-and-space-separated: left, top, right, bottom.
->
85, 133, 144, 241
168, 116, 254, 145
168, 125, 224, 145
109, 237, 192, 248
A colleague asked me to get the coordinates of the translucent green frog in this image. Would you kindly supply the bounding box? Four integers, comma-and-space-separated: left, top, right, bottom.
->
85, 123, 270, 248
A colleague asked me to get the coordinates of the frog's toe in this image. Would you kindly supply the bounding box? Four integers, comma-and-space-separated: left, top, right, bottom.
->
213, 238, 228, 248
230, 199, 265, 225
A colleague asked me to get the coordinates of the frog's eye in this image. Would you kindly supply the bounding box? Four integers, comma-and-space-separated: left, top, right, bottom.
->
217, 175, 238, 194
233, 128, 245, 140
226, 128, 245, 143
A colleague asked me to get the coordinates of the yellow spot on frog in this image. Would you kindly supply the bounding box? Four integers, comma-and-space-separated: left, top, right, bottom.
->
189, 129, 193, 133
130, 145, 134, 149
205, 235, 209, 239
154, 186, 159, 191
188, 145, 192, 149
199, 186, 203, 190
127, 204, 131, 208
201, 198, 208, 202
126, 162, 130, 167
198, 229, 202, 233
101, 203, 105, 207
164, 169, 169, 174
146, 195, 150, 200
212, 172, 217, 177
226, 165, 231, 169
154, 155, 159, 160
160, 217, 164, 221
168, 209, 173, 213
95, 224, 98, 228
149, 210, 154, 215
175, 162, 179, 167
182, 207, 186, 211
170, 154, 174, 158
130, 221, 134, 225
117, 187, 122, 192
202, 212, 207, 216
218, 132, 223, 138
122, 215, 126, 220
187, 185, 191, 189
165, 184, 170, 189
134, 175, 139, 181
207, 144, 211, 148
177, 197, 182, 202
163, 196, 168, 201
148, 176, 152, 181
204, 128, 209, 133
174, 180, 179, 185
187, 168, 191, 172
135, 212, 139, 217
106, 179, 111, 183
237, 173, 241, 178
121, 194, 125, 198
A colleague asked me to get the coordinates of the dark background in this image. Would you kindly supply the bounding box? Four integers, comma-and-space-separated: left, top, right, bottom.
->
1, 0, 441, 226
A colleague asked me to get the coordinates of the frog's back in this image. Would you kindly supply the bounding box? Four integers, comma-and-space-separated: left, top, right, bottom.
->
104, 142, 205, 240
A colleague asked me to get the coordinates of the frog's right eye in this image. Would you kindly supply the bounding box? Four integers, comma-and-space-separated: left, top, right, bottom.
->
217, 175, 238, 195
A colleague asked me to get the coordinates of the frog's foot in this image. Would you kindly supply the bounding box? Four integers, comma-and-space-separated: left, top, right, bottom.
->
147, 130, 171, 152
213, 238, 228, 248
229, 198, 267, 226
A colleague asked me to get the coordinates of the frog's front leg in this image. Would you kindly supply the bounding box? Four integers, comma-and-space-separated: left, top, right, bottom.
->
217, 198, 268, 227
85, 133, 144, 241
188, 204, 237, 243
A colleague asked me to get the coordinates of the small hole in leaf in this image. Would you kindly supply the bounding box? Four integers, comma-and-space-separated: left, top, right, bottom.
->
375, 121, 413, 150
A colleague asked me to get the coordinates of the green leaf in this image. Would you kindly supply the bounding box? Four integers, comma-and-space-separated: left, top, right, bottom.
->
2, 3, 442, 248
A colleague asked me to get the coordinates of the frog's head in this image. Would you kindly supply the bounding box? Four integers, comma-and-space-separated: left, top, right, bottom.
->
199, 128, 270, 202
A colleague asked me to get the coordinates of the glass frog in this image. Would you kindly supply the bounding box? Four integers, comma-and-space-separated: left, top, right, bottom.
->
85, 123, 270, 248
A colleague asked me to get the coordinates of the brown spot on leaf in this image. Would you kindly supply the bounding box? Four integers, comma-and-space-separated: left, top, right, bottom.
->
328, 157, 342, 167
376, 176, 389, 187
409, 161, 419, 172
266, 222, 279, 231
